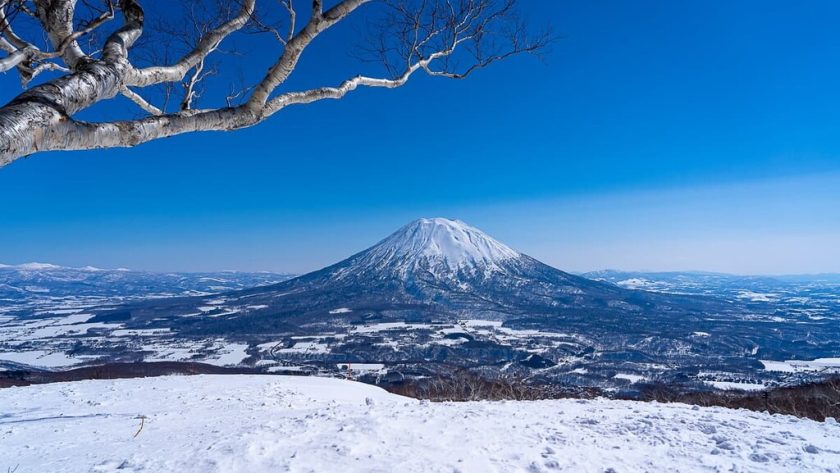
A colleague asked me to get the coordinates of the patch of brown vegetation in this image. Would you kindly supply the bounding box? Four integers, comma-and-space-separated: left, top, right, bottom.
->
0, 362, 260, 388
635, 378, 840, 422
383, 369, 600, 401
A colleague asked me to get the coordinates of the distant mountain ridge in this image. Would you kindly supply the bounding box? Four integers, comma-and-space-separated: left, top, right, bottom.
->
0, 262, 120, 272
583, 269, 840, 299
0, 263, 294, 302
584, 269, 840, 283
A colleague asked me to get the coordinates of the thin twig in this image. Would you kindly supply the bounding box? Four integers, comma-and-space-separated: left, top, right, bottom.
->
133, 415, 147, 438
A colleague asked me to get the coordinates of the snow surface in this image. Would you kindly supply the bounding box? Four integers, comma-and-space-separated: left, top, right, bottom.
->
337, 363, 386, 373
616, 277, 657, 289
613, 373, 647, 384
737, 290, 779, 302
0, 349, 91, 368
705, 381, 767, 392
761, 358, 840, 374
204, 343, 250, 366
1, 375, 839, 472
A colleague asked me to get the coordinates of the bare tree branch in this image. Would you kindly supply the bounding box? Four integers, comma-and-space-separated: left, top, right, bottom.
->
246, 0, 370, 112
0, 0, 550, 166
126, 0, 256, 87
120, 85, 162, 115
0, 44, 31, 72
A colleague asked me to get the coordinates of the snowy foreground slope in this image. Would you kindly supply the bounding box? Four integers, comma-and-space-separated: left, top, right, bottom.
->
1, 376, 839, 473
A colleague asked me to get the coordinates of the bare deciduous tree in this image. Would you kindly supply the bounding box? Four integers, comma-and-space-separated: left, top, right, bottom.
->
0, 0, 550, 167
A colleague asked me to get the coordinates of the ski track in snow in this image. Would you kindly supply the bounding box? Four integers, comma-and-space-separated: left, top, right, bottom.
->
1, 375, 839, 472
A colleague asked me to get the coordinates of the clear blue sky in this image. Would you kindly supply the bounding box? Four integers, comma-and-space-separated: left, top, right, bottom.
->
1, 0, 839, 274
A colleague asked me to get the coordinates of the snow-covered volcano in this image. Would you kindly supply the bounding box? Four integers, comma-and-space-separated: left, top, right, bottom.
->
288, 217, 591, 292
110, 217, 731, 338
201, 217, 721, 324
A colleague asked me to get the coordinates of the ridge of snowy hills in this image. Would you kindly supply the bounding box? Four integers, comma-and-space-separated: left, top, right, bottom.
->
1, 375, 839, 472
583, 269, 840, 297
0, 262, 73, 270
1, 218, 839, 393
0, 263, 293, 302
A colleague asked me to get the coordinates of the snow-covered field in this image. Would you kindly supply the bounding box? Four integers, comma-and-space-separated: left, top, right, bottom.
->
1, 375, 839, 472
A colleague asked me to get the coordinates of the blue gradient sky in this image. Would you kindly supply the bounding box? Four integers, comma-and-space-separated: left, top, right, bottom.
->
1, 1, 839, 274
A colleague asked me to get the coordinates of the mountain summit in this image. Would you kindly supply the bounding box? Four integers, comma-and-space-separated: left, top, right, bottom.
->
371, 218, 519, 268
332, 218, 520, 280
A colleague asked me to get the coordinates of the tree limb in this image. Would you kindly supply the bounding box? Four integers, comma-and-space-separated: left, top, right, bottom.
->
121, 85, 162, 115
246, 0, 370, 112
0, 0, 550, 167
126, 0, 256, 87
0, 45, 32, 72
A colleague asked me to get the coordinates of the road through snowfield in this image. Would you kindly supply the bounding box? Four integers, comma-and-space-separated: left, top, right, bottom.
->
1, 375, 839, 472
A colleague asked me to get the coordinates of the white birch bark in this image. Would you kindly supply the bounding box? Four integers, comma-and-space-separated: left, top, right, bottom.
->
0, 0, 546, 167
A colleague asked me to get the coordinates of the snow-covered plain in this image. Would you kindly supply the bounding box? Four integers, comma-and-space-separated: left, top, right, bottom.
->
1, 375, 839, 472
761, 358, 840, 374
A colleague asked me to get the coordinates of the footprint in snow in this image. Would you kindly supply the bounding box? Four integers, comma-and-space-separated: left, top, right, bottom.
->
803, 444, 820, 454
697, 424, 717, 435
